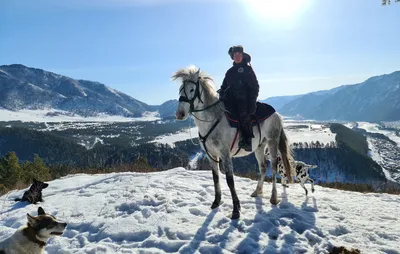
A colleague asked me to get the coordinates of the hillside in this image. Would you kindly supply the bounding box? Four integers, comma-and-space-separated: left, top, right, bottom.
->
1, 168, 398, 253
0, 64, 175, 118
279, 71, 400, 121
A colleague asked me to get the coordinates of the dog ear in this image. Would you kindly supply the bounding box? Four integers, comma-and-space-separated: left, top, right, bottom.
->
27, 213, 36, 226
38, 207, 46, 215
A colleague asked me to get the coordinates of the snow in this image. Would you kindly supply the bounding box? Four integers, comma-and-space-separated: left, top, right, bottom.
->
284, 123, 336, 145
106, 86, 122, 98
358, 122, 400, 147
78, 137, 104, 150
189, 152, 203, 169
1, 168, 399, 253
366, 138, 396, 182
343, 123, 355, 129
0, 109, 161, 123
151, 122, 336, 147
150, 127, 198, 148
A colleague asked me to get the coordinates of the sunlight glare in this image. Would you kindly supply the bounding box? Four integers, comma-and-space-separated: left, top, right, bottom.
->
243, 0, 311, 22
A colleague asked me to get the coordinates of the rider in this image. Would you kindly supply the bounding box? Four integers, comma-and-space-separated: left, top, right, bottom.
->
218, 45, 260, 152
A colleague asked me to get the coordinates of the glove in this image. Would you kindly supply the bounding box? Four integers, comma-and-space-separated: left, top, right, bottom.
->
217, 89, 225, 100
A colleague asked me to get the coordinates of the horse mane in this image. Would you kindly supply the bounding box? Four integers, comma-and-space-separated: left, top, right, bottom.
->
172, 65, 218, 98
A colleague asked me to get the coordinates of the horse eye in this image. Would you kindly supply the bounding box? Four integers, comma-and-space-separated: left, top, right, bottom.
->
190, 88, 194, 93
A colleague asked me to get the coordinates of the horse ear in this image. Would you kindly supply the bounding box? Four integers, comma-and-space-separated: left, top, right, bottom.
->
195, 68, 201, 79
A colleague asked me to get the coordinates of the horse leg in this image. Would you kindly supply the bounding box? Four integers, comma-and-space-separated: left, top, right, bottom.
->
210, 160, 221, 209
268, 140, 280, 205
221, 157, 241, 219
281, 174, 288, 188
251, 146, 267, 197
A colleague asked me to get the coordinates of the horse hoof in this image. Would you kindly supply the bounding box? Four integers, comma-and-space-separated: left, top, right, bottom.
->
211, 202, 220, 209
251, 191, 259, 197
270, 198, 280, 205
231, 211, 240, 220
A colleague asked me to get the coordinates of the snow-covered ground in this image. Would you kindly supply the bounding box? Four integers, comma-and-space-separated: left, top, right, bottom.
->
149, 127, 198, 148
1, 168, 399, 253
0, 108, 161, 123
188, 152, 203, 169
358, 122, 400, 147
284, 122, 335, 145
150, 121, 336, 147
367, 138, 396, 182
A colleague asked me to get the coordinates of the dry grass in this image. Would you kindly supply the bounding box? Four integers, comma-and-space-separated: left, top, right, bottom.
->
234, 171, 400, 195
318, 182, 400, 195
0, 161, 162, 197
3, 164, 399, 198
329, 246, 361, 254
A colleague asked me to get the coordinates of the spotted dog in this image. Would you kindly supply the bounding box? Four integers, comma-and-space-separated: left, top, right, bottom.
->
267, 151, 317, 195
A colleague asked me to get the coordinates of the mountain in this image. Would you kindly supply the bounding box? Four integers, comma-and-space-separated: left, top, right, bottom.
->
279, 71, 400, 121
260, 86, 347, 112
156, 99, 179, 118
1, 168, 399, 253
261, 94, 302, 110
0, 64, 159, 117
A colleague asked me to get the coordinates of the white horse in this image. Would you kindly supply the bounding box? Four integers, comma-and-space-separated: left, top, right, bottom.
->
173, 66, 294, 219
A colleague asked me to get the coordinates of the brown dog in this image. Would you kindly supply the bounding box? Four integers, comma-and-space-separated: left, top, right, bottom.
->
0, 207, 67, 253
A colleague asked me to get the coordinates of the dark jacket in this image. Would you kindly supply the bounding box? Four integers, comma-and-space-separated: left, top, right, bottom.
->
219, 61, 259, 115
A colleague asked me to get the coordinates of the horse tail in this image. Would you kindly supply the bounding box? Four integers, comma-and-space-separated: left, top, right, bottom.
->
279, 128, 294, 183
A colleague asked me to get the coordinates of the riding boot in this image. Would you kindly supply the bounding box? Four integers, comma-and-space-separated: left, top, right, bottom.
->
238, 115, 253, 152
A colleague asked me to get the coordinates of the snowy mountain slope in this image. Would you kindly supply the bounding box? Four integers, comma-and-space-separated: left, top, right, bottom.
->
0, 64, 167, 118
260, 94, 303, 111
357, 122, 400, 182
1, 168, 399, 253
279, 71, 400, 121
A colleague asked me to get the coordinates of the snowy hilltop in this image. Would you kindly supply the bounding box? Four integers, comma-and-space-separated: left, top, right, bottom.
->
0, 64, 176, 118
1, 168, 399, 253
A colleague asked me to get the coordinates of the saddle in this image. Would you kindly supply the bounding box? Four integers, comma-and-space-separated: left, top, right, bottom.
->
225, 102, 276, 129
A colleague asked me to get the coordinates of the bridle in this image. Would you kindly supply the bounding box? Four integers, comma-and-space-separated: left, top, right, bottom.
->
178, 77, 222, 163
178, 78, 221, 115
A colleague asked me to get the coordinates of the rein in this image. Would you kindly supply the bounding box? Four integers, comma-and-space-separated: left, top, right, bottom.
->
179, 78, 222, 163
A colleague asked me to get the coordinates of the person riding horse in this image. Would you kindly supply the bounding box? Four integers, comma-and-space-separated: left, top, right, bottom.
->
218, 45, 260, 151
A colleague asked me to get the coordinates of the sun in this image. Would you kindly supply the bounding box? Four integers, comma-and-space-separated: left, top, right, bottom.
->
243, 0, 310, 22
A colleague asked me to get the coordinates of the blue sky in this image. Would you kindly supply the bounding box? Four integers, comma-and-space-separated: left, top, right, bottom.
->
1, 0, 399, 105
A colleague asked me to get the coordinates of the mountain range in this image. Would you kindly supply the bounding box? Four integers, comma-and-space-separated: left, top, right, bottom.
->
0, 64, 164, 117
1, 64, 399, 122
263, 72, 400, 122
